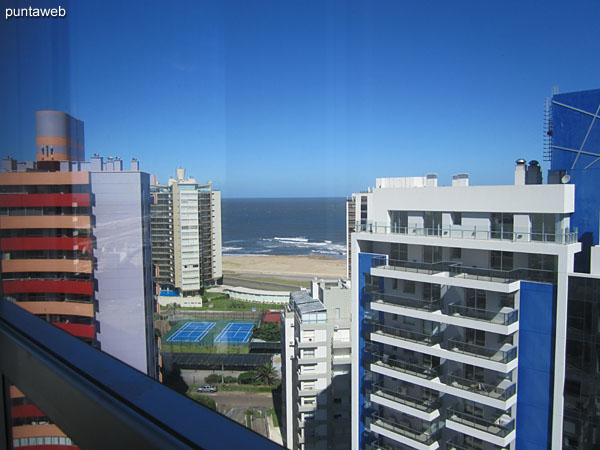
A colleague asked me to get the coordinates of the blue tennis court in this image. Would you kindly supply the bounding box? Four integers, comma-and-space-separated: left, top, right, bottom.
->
167, 322, 215, 342
214, 322, 254, 343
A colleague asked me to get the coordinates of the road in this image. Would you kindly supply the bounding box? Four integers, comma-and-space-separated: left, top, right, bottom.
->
204, 390, 275, 410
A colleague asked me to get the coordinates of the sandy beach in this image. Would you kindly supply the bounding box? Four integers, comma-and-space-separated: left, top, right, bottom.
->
222, 255, 346, 279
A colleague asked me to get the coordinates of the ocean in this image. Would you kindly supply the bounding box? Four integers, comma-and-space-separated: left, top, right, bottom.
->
221, 198, 347, 258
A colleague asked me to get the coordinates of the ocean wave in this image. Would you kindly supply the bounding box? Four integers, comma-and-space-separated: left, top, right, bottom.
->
222, 246, 243, 251
273, 237, 309, 243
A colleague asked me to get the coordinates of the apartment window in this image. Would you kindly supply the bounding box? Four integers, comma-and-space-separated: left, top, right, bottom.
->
529, 253, 556, 272
403, 316, 416, 326
403, 280, 416, 294
424, 211, 442, 235
334, 398, 342, 404
490, 251, 513, 271
423, 283, 440, 301
392, 278, 398, 289
390, 210, 408, 233
451, 212, 462, 225
335, 308, 340, 319
392, 314, 398, 321
466, 328, 485, 347
465, 364, 485, 382
491, 213, 514, 240
423, 245, 442, 263
391, 243, 407, 261
531, 213, 556, 241
451, 247, 461, 259
334, 414, 342, 420
464, 400, 484, 418
466, 289, 486, 310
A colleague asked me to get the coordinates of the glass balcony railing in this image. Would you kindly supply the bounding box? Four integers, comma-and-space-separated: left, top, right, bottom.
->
365, 437, 397, 450
446, 408, 515, 438
372, 257, 556, 284
368, 384, 440, 413
445, 303, 518, 325
446, 437, 474, 450
445, 338, 517, 363
356, 221, 579, 245
367, 413, 439, 446
367, 321, 442, 346
443, 373, 516, 401
370, 291, 441, 311
367, 348, 442, 380
0, 299, 281, 450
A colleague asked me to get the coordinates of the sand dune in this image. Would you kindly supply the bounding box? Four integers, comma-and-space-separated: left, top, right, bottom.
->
222, 255, 346, 278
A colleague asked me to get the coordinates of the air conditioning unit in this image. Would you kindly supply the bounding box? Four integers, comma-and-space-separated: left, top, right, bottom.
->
334, 325, 339, 331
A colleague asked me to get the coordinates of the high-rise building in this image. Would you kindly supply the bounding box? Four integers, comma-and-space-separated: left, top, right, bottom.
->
1, 111, 159, 447
546, 87, 600, 449
281, 280, 352, 450
150, 168, 222, 296
350, 166, 581, 450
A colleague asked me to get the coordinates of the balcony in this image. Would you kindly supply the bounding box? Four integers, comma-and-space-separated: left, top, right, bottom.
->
446, 408, 515, 446
368, 384, 440, 415
371, 291, 441, 312
368, 350, 441, 381
0, 299, 282, 450
356, 221, 578, 245
442, 373, 516, 401
445, 339, 517, 364
372, 256, 555, 285
368, 322, 442, 347
445, 303, 518, 326
367, 413, 439, 448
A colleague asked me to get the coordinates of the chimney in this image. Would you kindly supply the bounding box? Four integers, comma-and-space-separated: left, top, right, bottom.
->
452, 173, 469, 187
176, 168, 185, 181
130, 158, 140, 171
113, 156, 123, 171
515, 159, 526, 185
526, 160, 542, 184
90, 154, 103, 171
425, 173, 438, 187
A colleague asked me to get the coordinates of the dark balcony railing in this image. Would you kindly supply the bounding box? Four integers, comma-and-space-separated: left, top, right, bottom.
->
446, 408, 515, 438
367, 349, 441, 380
372, 256, 556, 285
370, 291, 441, 312
0, 299, 282, 450
368, 321, 442, 346
445, 303, 518, 325
367, 413, 439, 445
445, 437, 473, 450
368, 384, 440, 413
356, 221, 578, 245
443, 373, 516, 401
445, 338, 517, 363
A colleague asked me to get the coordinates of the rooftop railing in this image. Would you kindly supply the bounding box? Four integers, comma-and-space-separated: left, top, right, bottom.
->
445, 338, 517, 364
356, 221, 579, 245
0, 298, 282, 450
446, 408, 515, 438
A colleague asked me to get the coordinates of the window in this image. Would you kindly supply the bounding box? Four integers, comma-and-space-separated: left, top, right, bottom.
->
334, 398, 342, 404
403, 280, 416, 294
391, 243, 407, 261
392, 278, 398, 289
390, 211, 408, 233
451, 247, 461, 259
424, 211, 442, 235
466, 289, 486, 310
423, 283, 440, 301
451, 212, 462, 225
531, 213, 556, 242
466, 328, 485, 347
491, 251, 513, 271
491, 213, 514, 240
423, 245, 442, 263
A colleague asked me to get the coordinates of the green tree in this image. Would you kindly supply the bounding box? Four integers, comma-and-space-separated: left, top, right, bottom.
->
254, 362, 279, 386
252, 322, 281, 342
196, 395, 217, 411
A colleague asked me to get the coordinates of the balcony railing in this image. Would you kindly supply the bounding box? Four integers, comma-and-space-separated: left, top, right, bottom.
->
372, 257, 449, 275
445, 437, 474, 450
368, 384, 440, 413
445, 338, 517, 363
367, 413, 439, 446
446, 408, 515, 438
443, 373, 516, 401
0, 299, 282, 450
367, 348, 441, 380
368, 321, 442, 346
445, 303, 518, 325
356, 221, 579, 245
371, 291, 441, 312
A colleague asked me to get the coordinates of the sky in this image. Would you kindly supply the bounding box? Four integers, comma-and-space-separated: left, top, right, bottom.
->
1, 0, 600, 197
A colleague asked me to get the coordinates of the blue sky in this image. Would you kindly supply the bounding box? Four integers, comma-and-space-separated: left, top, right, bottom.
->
1, 0, 599, 197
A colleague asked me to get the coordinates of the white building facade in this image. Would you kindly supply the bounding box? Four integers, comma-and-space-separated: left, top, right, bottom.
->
351, 165, 580, 450
282, 280, 352, 450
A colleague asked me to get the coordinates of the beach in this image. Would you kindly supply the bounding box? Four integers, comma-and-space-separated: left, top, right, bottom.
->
222, 255, 346, 279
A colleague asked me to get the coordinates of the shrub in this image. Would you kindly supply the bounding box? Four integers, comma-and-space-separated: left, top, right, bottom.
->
196, 395, 217, 411
224, 376, 237, 384
205, 374, 222, 384
238, 370, 256, 385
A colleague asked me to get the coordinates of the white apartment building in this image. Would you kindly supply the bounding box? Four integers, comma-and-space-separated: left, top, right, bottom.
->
151, 168, 222, 296
282, 280, 352, 450
350, 162, 581, 450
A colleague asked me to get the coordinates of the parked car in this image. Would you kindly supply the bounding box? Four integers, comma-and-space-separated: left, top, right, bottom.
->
197, 385, 217, 393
